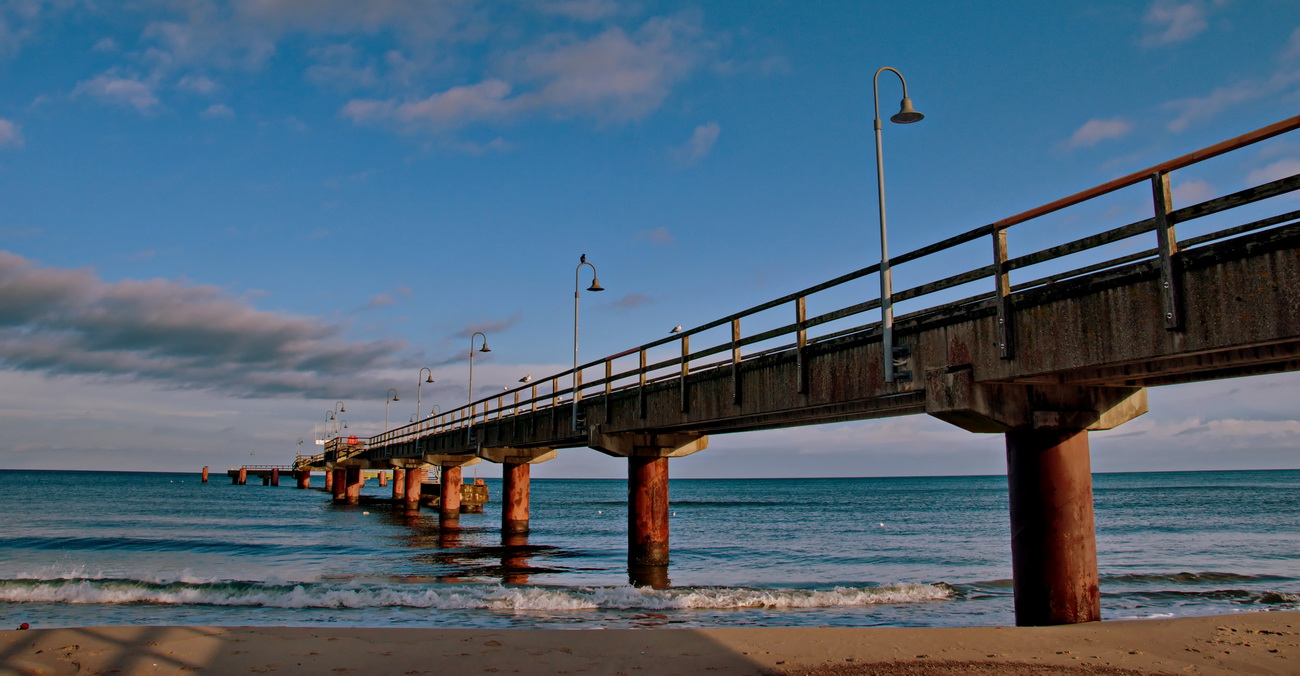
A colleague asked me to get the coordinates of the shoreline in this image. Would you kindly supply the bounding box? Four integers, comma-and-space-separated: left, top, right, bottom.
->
1, 611, 1295, 675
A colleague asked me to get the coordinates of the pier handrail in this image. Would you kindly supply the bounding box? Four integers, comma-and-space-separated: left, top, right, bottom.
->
350, 115, 1300, 450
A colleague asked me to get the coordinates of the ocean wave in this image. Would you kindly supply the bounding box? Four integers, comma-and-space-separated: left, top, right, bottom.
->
1102, 572, 1292, 584
0, 577, 951, 611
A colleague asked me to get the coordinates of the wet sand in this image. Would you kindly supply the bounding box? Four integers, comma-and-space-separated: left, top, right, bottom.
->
1, 611, 1295, 675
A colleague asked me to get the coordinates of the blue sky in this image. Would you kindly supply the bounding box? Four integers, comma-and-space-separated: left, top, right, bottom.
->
1, 0, 1298, 477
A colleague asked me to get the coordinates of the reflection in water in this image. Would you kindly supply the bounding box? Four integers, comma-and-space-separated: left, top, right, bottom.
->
628, 564, 670, 589
500, 533, 530, 585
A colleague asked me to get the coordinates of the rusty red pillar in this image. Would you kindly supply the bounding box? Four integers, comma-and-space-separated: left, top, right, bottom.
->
343, 467, 363, 505
201, 466, 209, 484
440, 466, 462, 522
270, 468, 280, 486
324, 469, 334, 492
403, 468, 424, 510
1006, 428, 1100, 626
392, 468, 406, 501
237, 467, 248, 486
628, 456, 670, 567
378, 471, 388, 487
330, 468, 346, 501
296, 470, 311, 489
502, 462, 530, 535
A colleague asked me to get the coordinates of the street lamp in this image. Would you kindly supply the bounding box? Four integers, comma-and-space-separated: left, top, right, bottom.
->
385, 388, 399, 431
871, 66, 924, 383
573, 254, 605, 430
323, 410, 336, 440
467, 331, 491, 444
417, 367, 434, 421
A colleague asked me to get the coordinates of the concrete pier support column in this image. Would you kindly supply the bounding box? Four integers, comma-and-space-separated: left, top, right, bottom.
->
378, 472, 388, 487
478, 447, 557, 536
237, 467, 247, 485
925, 372, 1149, 626
588, 431, 708, 577
324, 469, 335, 492
330, 468, 346, 501
201, 466, 209, 484
296, 470, 311, 489
403, 468, 424, 510
262, 476, 270, 486
440, 466, 462, 523
502, 462, 530, 535
270, 468, 280, 486
342, 467, 363, 505
1007, 428, 1099, 626
628, 456, 670, 566
392, 468, 406, 502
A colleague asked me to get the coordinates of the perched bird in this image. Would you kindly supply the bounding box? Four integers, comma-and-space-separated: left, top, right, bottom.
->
519, 374, 532, 383
580, 253, 587, 263
670, 325, 682, 333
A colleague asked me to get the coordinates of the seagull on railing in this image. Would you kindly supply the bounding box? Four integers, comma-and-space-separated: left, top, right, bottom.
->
670, 325, 682, 334
519, 374, 532, 383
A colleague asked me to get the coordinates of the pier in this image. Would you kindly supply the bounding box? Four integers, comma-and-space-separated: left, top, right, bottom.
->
283, 116, 1300, 626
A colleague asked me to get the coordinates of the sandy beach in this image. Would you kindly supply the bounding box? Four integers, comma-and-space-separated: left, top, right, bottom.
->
0, 611, 1294, 675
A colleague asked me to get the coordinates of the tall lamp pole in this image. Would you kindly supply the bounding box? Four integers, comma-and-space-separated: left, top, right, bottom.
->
572, 254, 605, 430
384, 388, 399, 431
467, 331, 491, 443
417, 367, 434, 421
872, 66, 925, 383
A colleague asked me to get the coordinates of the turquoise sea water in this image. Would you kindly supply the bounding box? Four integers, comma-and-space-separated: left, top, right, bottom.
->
0, 469, 1296, 629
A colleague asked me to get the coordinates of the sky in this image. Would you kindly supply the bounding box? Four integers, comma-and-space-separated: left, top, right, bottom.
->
0, 0, 1298, 478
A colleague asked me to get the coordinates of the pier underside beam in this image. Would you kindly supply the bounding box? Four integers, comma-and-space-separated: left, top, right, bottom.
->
479, 447, 557, 536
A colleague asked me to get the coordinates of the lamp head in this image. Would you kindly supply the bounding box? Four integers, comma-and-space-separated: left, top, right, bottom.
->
587, 278, 604, 292
890, 97, 924, 124
425, 375, 434, 383
479, 342, 491, 353
392, 394, 399, 401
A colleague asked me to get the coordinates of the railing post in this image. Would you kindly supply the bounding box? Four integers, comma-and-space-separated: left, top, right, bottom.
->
638, 347, 647, 419
605, 359, 614, 423
530, 384, 538, 412
731, 318, 742, 405
679, 334, 691, 413
1151, 171, 1182, 331
993, 225, 1015, 360
795, 296, 808, 393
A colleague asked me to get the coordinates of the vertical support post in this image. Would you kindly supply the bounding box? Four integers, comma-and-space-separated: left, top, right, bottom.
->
237, 467, 247, 485
296, 470, 311, 489
993, 226, 1015, 360
403, 468, 424, 510
270, 468, 280, 487
604, 359, 613, 423
679, 335, 690, 413
392, 468, 406, 501
378, 471, 387, 487
637, 348, 647, 419
440, 465, 463, 522
324, 469, 335, 492
330, 468, 346, 501
795, 297, 808, 393
531, 384, 538, 413
503, 461, 530, 535
1151, 171, 1182, 331
731, 318, 742, 405
262, 475, 270, 486
1006, 428, 1100, 626
201, 466, 209, 484
342, 467, 362, 505
628, 456, 670, 567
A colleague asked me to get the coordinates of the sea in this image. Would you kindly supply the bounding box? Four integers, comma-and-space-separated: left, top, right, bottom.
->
0, 469, 1296, 630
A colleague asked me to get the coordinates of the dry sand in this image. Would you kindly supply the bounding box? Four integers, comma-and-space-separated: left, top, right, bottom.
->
0, 611, 1295, 675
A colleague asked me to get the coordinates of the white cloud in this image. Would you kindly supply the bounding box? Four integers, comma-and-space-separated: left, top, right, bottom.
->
1164, 80, 1263, 132
636, 227, 675, 246
200, 103, 233, 118
671, 121, 720, 166
72, 72, 159, 112
1246, 157, 1300, 186
1282, 26, 1300, 62
177, 73, 219, 94
1171, 178, 1214, 205
1064, 117, 1132, 149
1141, 0, 1208, 47
0, 118, 22, 148
535, 0, 623, 22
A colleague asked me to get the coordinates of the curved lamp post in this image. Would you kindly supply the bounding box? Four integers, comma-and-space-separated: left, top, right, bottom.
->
385, 388, 399, 431
872, 66, 924, 383
572, 254, 605, 429
417, 367, 434, 421
467, 331, 491, 443
323, 410, 336, 440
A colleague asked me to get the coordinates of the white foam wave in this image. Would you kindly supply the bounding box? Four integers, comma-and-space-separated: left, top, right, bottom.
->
0, 579, 951, 611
